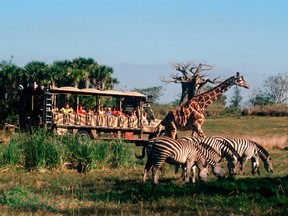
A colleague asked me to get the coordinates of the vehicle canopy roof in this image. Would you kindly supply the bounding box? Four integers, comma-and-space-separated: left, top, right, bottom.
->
49, 86, 147, 99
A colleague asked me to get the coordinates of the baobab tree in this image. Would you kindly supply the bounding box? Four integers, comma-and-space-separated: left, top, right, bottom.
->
161, 62, 219, 105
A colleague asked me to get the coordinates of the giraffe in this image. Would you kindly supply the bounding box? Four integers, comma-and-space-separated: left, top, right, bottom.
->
156, 72, 250, 139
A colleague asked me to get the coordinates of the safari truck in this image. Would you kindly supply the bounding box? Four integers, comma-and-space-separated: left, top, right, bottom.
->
18, 84, 161, 146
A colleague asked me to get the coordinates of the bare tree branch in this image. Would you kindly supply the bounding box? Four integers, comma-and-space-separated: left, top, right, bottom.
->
163, 61, 218, 104
160, 75, 182, 83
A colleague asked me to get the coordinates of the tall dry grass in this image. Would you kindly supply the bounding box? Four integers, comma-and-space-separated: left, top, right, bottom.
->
241, 135, 287, 149
243, 104, 288, 117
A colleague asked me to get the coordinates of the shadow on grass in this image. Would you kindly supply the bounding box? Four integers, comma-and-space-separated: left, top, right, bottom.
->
3, 175, 288, 215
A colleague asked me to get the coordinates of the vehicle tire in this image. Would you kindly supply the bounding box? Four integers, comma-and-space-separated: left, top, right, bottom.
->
77, 130, 91, 141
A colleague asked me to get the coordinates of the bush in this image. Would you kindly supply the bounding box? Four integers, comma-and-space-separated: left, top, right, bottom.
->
151, 103, 177, 119
0, 139, 23, 168
91, 141, 110, 169
22, 129, 62, 170
0, 129, 137, 172
243, 104, 288, 117
109, 139, 135, 168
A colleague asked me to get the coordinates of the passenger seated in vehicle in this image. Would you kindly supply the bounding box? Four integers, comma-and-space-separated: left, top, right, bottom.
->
77, 104, 86, 114
99, 106, 105, 115
60, 103, 74, 114
111, 107, 118, 116
106, 107, 113, 116
92, 106, 99, 115
117, 108, 124, 116
142, 111, 149, 125
130, 108, 137, 117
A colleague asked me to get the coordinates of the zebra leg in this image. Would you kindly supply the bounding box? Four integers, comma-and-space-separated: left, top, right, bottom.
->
175, 164, 186, 180
251, 156, 260, 175
227, 159, 237, 175
143, 159, 153, 182
240, 156, 249, 175
175, 164, 180, 174
152, 160, 165, 184
191, 165, 197, 183
152, 166, 160, 184
185, 161, 193, 183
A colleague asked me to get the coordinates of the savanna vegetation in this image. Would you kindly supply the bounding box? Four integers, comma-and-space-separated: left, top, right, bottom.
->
0, 57, 288, 215
0, 116, 287, 215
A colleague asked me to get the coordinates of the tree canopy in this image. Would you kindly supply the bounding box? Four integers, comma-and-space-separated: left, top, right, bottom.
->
249, 72, 288, 106
0, 57, 118, 123
132, 86, 164, 103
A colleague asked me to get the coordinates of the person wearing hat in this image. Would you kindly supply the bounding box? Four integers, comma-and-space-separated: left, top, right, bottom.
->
106, 107, 113, 116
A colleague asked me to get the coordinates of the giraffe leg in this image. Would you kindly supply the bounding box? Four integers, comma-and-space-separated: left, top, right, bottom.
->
196, 127, 205, 137
191, 129, 197, 137
165, 122, 177, 139
194, 118, 205, 137
156, 124, 165, 137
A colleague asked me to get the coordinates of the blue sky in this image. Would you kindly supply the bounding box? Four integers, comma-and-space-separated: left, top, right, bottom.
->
1, 0, 288, 103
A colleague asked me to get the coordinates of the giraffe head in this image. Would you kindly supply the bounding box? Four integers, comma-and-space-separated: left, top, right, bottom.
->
234, 72, 250, 89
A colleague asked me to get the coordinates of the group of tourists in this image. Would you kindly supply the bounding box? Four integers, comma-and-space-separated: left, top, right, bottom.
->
56, 104, 140, 117
53, 103, 150, 126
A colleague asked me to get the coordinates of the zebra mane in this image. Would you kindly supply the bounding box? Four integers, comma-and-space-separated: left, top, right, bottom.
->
250, 140, 271, 160
196, 141, 223, 162
197, 141, 221, 155
212, 136, 242, 160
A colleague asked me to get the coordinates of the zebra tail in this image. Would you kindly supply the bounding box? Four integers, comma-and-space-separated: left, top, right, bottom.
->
135, 145, 146, 160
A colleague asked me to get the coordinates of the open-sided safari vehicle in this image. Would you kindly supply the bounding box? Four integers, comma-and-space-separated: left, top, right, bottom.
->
18, 84, 161, 146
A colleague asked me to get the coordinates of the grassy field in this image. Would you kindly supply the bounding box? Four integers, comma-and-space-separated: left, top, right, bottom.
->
0, 116, 287, 215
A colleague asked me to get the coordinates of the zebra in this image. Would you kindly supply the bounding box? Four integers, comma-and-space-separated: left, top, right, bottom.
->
253, 141, 273, 173
213, 136, 260, 175
177, 136, 226, 182
136, 136, 209, 184
181, 136, 241, 176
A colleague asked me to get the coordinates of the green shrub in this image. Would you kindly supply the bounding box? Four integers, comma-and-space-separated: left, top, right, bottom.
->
22, 129, 62, 170
109, 139, 135, 168
0, 129, 139, 171
0, 186, 38, 207
0, 139, 23, 167
60, 134, 94, 172
91, 141, 110, 169
75, 141, 94, 173
5, 115, 19, 125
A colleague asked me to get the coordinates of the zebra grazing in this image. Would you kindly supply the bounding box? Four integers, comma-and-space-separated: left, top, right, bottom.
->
136, 136, 209, 184
178, 136, 226, 181
255, 141, 273, 173
182, 136, 240, 176
244, 139, 273, 174
213, 136, 260, 175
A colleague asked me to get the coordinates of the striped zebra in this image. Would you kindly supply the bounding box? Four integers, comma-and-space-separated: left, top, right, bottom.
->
253, 141, 273, 173
136, 136, 209, 184
213, 136, 260, 175
218, 138, 273, 174
181, 136, 241, 176
177, 136, 226, 182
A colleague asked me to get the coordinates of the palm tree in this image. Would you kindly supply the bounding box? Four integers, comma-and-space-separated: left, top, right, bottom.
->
92, 65, 118, 90
50, 60, 72, 87
24, 61, 50, 86
69, 57, 97, 88
0, 59, 24, 117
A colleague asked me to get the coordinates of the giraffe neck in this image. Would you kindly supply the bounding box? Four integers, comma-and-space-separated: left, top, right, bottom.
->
192, 76, 235, 109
